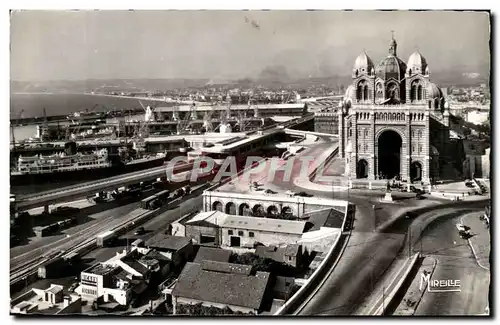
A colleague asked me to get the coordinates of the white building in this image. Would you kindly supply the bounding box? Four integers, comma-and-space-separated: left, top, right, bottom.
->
77, 247, 161, 306
219, 215, 306, 248
10, 284, 81, 315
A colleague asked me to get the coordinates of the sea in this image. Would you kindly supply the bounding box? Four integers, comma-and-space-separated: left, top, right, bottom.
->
10, 93, 157, 142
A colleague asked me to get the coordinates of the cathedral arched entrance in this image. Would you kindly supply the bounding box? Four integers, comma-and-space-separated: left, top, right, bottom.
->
356, 159, 369, 179
410, 161, 423, 182
377, 130, 402, 179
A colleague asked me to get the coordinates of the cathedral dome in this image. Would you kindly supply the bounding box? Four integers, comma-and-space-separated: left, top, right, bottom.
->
427, 82, 442, 99
353, 52, 374, 75
376, 56, 407, 80
407, 51, 428, 75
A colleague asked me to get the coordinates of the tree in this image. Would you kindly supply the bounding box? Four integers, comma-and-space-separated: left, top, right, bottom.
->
229, 253, 296, 277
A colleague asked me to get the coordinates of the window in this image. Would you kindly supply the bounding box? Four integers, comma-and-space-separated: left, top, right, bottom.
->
288, 256, 292, 261
238, 231, 244, 236
418, 130, 422, 138
365, 129, 368, 137
249, 232, 254, 237
228, 230, 233, 235
418, 145, 423, 153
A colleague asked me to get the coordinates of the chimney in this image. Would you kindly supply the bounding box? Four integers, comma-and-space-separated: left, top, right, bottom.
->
63, 296, 71, 308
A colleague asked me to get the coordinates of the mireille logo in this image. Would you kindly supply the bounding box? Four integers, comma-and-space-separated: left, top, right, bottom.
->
419, 272, 461, 293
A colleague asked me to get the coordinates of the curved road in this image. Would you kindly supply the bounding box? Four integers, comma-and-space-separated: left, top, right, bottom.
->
413, 213, 490, 315
295, 202, 486, 316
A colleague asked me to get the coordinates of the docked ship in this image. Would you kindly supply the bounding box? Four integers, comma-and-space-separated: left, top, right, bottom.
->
10, 141, 166, 186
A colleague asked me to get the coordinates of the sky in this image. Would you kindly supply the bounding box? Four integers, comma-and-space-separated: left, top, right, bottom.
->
10, 10, 491, 81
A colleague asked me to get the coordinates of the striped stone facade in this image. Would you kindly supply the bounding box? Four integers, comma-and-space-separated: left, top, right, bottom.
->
314, 112, 339, 135
340, 106, 437, 183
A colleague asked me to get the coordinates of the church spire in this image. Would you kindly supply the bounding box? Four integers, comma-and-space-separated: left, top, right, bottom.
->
389, 31, 397, 56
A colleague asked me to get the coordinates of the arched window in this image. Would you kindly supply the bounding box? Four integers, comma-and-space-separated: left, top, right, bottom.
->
357, 80, 368, 101
428, 101, 432, 108
411, 85, 417, 102
409, 68, 412, 76
417, 85, 423, 100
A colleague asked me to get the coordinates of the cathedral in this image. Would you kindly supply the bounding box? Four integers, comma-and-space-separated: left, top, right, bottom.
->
338, 36, 451, 184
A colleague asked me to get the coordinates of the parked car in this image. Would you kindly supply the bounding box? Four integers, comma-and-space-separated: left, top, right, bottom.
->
264, 189, 277, 194
295, 191, 313, 197
456, 223, 470, 239
134, 227, 146, 236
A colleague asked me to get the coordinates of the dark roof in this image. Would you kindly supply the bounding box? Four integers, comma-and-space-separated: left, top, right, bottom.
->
145, 234, 191, 251
122, 260, 149, 276
172, 262, 270, 310
200, 260, 252, 275
132, 281, 148, 295
146, 249, 171, 262
114, 268, 131, 281
193, 247, 232, 264
303, 208, 344, 231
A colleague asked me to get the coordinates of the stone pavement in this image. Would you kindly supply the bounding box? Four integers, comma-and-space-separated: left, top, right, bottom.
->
393, 256, 437, 315
461, 212, 490, 270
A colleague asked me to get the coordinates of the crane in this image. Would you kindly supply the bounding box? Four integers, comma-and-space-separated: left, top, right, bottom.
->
202, 109, 214, 133
176, 103, 195, 134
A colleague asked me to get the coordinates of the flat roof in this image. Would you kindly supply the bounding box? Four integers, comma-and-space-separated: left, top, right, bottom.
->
221, 215, 306, 235
201, 131, 279, 153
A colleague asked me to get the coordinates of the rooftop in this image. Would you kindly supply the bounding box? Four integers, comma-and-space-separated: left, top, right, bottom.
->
185, 211, 229, 227
145, 234, 192, 251
303, 208, 345, 231
200, 260, 252, 275
193, 247, 232, 264
221, 215, 306, 235
172, 262, 270, 311
85, 263, 118, 276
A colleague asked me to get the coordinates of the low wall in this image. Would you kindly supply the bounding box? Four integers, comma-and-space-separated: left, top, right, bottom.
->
309, 148, 339, 182
274, 201, 349, 315
375, 253, 420, 315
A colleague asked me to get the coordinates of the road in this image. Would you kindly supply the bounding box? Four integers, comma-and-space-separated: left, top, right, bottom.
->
413, 213, 490, 315
295, 203, 487, 316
